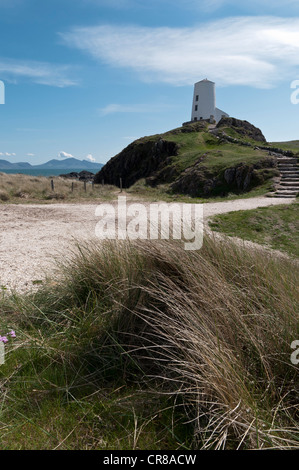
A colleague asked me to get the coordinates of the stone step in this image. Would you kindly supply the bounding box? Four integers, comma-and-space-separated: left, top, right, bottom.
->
280, 178, 299, 182
272, 194, 297, 198
275, 192, 298, 197
279, 182, 299, 187
277, 188, 299, 192
278, 164, 298, 167
276, 186, 299, 191
277, 159, 298, 162
278, 166, 299, 170
274, 156, 299, 198
278, 180, 299, 184
278, 168, 299, 172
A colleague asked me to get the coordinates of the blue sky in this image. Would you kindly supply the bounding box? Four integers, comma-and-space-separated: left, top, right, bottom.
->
1, 0, 299, 165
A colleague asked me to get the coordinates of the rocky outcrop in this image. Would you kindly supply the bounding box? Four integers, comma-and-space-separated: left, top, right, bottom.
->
217, 117, 267, 143
94, 138, 178, 188
258, 146, 294, 158
59, 170, 95, 181
170, 162, 218, 197
171, 157, 278, 197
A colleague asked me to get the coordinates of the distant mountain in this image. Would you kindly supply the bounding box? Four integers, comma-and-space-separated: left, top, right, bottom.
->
34, 158, 103, 170
0, 159, 15, 169
0, 160, 32, 169
0, 157, 103, 171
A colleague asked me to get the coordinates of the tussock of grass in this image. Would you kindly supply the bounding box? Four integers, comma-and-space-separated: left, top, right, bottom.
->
0, 237, 299, 449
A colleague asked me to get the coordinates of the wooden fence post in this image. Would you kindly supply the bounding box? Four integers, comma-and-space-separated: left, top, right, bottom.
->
51, 179, 54, 191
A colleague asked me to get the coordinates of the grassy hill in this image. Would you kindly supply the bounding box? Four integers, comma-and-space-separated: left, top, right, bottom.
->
95, 117, 293, 199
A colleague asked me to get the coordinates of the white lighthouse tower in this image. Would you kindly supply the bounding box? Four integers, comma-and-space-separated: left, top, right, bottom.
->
191, 79, 228, 124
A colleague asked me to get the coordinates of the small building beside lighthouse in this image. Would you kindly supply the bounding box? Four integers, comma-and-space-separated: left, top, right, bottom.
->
190, 79, 228, 124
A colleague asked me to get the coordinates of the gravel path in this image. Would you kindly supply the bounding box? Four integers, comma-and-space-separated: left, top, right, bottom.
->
0, 196, 295, 292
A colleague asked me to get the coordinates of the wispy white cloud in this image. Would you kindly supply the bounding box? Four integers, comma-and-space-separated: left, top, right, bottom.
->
0, 58, 78, 87
58, 151, 96, 162
58, 151, 74, 159
0, 152, 16, 157
61, 17, 299, 88
26, 153, 35, 157
85, 153, 96, 162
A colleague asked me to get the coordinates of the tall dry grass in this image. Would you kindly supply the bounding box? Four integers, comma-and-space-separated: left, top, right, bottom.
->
0, 172, 115, 202
21, 235, 298, 450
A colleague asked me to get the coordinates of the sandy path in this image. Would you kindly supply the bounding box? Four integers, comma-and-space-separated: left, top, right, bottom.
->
0, 196, 295, 292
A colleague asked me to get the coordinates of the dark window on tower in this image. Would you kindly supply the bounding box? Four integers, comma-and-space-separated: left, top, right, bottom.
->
195, 105, 198, 111
196, 95, 199, 101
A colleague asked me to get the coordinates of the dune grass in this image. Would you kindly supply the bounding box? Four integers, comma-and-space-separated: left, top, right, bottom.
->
0, 236, 298, 450
0, 173, 116, 203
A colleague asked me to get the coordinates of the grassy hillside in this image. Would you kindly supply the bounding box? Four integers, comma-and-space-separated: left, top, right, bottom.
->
162, 128, 268, 171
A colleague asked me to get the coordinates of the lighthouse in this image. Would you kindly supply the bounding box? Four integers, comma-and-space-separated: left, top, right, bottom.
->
190, 79, 228, 124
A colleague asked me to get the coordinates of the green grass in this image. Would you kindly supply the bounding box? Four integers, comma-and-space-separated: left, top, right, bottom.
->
0, 236, 299, 449
0, 307, 191, 450
270, 141, 299, 153
209, 202, 299, 258
164, 130, 270, 173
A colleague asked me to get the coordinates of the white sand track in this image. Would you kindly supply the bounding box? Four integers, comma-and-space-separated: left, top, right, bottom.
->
0, 196, 295, 292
